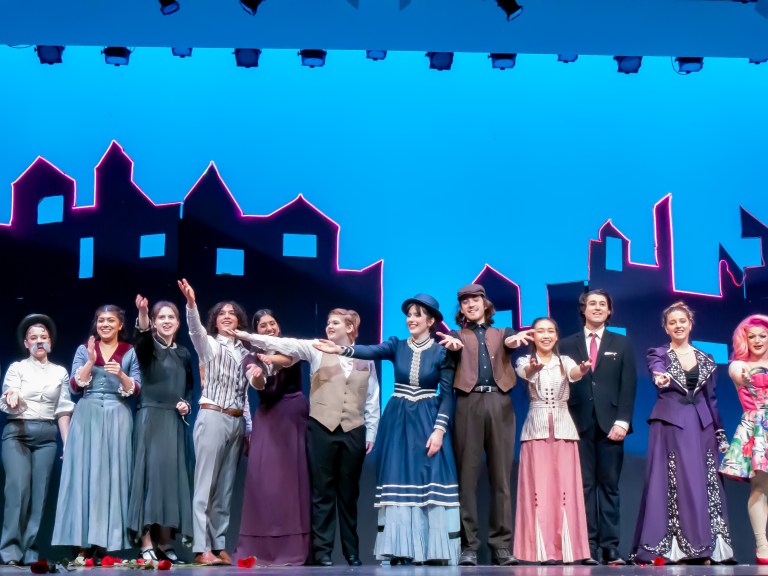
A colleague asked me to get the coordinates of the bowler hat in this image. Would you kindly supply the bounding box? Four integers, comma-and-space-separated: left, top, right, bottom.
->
401, 294, 443, 323
457, 284, 486, 301
17, 314, 57, 351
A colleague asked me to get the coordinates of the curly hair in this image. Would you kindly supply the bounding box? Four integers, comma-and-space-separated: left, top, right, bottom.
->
206, 301, 249, 336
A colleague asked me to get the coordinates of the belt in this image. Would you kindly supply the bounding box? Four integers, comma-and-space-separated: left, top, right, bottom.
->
471, 385, 499, 393
199, 403, 243, 417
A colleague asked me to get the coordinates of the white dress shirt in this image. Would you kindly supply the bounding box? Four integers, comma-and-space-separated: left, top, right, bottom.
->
583, 327, 629, 432
2, 357, 74, 420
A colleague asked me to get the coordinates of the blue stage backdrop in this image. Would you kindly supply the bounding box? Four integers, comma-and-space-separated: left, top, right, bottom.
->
1, 45, 767, 563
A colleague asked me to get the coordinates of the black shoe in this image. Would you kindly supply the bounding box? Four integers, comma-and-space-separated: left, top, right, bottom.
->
458, 550, 477, 566
156, 548, 186, 565
603, 548, 626, 566
316, 555, 333, 567
389, 557, 412, 566
582, 556, 600, 565
346, 555, 362, 566
491, 548, 518, 566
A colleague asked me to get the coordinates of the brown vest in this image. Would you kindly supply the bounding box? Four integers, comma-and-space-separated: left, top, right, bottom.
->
453, 327, 517, 393
310, 353, 371, 432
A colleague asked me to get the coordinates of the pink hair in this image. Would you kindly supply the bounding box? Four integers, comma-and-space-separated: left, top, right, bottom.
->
731, 314, 768, 361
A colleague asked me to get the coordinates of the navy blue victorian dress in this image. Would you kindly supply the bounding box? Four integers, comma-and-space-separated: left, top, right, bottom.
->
344, 336, 459, 564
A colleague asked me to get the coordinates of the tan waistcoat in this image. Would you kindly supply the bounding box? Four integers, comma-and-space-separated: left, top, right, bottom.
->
310, 353, 371, 432
453, 327, 517, 393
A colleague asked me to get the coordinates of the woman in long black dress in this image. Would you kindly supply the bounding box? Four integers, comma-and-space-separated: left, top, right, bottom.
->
236, 310, 310, 566
128, 295, 194, 563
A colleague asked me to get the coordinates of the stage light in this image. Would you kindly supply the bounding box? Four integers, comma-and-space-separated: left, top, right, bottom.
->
426, 52, 453, 71
240, 0, 265, 15
614, 56, 642, 74
35, 45, 64, 65
557, 54, 578, 63
366, 50, 387, 61
299, 49, 327, 68
489, 53, 516, 70
172, 47, 192, 58
749, 56, 768, 64
496, 0, 523, 20
102, 47, 132, 66
673, 57, 703, 75
159, 0, 180, 14
234, 49, 261, 68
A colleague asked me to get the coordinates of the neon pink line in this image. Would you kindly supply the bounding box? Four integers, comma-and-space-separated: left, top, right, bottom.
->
184, 162, 384, 340
1, 156, 78, 228
471, 263, 523, 328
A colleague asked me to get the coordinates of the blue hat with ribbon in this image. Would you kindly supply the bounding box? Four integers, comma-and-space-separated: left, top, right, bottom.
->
401, 293, 443, 323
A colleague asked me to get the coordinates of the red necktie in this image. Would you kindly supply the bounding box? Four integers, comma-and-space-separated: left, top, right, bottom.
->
589, 333, 598, 366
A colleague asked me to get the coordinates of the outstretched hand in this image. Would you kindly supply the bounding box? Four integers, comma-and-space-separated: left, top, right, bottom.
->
177, 278, 196, 307
527, 356, 545, 376
436, 331, 463, 351
506, 329, 535, 349
577, 360, 592, 376
222, 328, 251, 342
313, 338, 343, 355
653, 371, 671, 388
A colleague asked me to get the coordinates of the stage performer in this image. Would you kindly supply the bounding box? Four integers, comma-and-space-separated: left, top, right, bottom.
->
177, 279, 256, 566
720, 314, 768, 564
235, 309, 310, 566
52, 305, 141, 563
128, 295, 194, 564
0, 314, 73, 566
559, 288, 637, 565
630, 301, 732, 564
436, 283, 533, 566
226, 307, 379, 567
513, 317, 591, 564
314, 294, 458, 565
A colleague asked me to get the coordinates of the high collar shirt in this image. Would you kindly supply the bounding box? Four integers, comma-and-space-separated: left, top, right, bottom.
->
2, 356, 74, 420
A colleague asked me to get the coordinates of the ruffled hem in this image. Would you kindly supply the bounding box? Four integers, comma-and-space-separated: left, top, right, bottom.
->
374, 505, 460, 564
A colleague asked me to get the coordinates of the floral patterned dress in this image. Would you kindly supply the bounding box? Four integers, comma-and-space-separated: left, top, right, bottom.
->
721, 368, 768, 479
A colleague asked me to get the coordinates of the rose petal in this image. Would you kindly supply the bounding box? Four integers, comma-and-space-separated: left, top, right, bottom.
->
84, 559, 94, 567
30, 560, 50, 574
652, 557, 666, 566
236, 556, 256, 568
157, 560, 172, 571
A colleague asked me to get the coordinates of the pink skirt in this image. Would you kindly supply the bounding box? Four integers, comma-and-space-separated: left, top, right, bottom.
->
513, 426, 590, 563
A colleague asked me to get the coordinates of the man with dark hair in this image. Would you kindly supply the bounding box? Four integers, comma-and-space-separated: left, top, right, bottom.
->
438, 284, 532, 567
559, 288, 637, 566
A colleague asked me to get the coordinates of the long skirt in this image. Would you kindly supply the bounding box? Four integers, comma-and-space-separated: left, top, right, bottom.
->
52, 396, 133, 551
630, 414, 733, 563
236, 392, 310, 566
373, 392, 460, 565
127, 405, 193, 544
513, 432, 589, 563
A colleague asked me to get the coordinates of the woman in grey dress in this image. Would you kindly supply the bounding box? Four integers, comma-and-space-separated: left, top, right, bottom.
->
52, 305, 141, 563
128, 296, 193, 564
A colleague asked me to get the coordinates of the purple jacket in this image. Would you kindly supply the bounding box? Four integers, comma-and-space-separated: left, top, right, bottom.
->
646, 345, 724, 432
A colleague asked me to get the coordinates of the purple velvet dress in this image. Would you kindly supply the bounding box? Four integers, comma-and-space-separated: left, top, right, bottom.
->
630, 346, 732, 564
236, 360, 310, 566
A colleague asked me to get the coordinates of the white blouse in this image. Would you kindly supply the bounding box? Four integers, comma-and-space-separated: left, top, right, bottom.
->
2, 357, 74, 420
515, 354, 580, 441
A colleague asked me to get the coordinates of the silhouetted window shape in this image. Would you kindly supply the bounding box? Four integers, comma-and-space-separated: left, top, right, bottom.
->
216, 248, 244, 276
606, 236, 623, 272
691, 340, 728, 365
283, 233, 317, 258
79, 237, 94, 279
140, 233, 166, 258
38, 195, 64, 224
606, 326, 626, 336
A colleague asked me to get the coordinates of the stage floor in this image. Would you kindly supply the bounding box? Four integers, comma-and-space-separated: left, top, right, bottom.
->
3, 566, 768, 575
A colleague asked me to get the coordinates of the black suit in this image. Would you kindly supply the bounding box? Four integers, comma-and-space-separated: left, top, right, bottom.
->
560, 329, 637, 557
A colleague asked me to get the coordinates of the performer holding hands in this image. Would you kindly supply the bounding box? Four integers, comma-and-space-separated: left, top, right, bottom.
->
720, 315, 768, 563
513, 317, 592, 564
128, 295, 194, 563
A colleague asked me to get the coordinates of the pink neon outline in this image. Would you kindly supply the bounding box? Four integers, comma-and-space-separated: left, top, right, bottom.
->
471, 263, 524, 329
588, 193, 744, 299
184, 161, 384, 340
1, 156, 78, 228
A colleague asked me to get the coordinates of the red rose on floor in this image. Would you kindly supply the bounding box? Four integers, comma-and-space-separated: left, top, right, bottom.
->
157, 560, 172, 570
101, 556, 116, 567
30, 560, 49, 574
136, 559, 145, 565
653, 557, 666, 566
237, 556, 256, 568
84, 558, 95, 567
